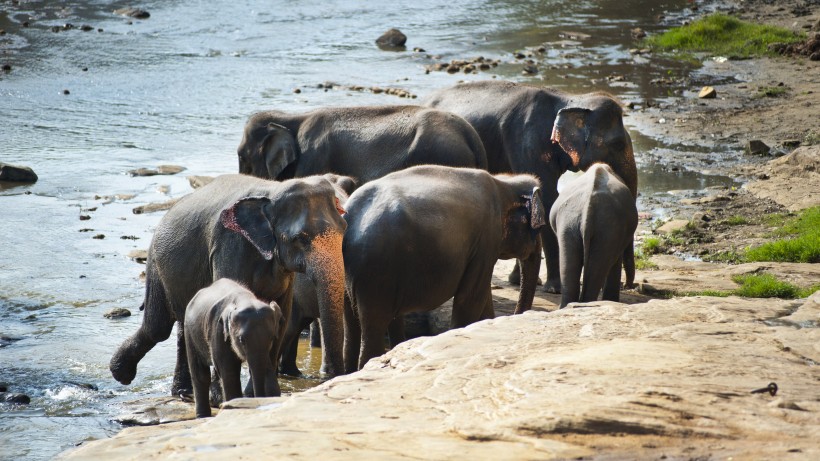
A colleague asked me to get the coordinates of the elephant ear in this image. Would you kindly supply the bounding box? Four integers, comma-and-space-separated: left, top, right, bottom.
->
551, 108, 592, 170
220, 307, 233, 343
220, 196, 276, 261
522, 187, 546, 230
262, 123, 298, 180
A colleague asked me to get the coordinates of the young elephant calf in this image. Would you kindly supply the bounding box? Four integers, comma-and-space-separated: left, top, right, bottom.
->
550, 163, 638, 308
343, 165, 547, 372
184, 279, 284, 418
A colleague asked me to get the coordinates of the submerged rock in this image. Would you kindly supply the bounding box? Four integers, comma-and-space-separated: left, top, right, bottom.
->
1, 392, 31, 404
104, 308, 131, 319
127, 165, 186, 177
113, 8, 150, 19
0, 162, 38, 183
132, 198, 181, 214
376, 28, 407, 49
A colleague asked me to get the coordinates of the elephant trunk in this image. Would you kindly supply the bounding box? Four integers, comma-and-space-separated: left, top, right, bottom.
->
110, 328, 159, 385
246, 352, 269, 398
513, 244, 542, 315
305, 230, 346, 377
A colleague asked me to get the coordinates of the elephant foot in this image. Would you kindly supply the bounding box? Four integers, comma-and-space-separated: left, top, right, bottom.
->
541, 278, 562, 294
507, 269, 521, 286
279, 363, 302, 378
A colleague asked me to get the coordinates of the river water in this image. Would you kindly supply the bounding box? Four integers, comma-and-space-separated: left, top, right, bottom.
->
0, 0, 738, 459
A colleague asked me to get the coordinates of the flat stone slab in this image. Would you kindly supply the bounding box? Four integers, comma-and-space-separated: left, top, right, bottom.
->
745, 145, 820, 211
111, 396, 204, 426
61, 293, 820, 460
636, 255, 820, 296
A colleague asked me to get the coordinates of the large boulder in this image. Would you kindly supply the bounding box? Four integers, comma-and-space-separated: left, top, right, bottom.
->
0, 162, 38, 183
60, 293, 820, 460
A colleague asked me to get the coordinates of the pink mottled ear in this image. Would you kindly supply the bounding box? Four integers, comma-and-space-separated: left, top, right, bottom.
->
551, 108, 592, 169
529, 187, 546, 229
219, 196, 275, 261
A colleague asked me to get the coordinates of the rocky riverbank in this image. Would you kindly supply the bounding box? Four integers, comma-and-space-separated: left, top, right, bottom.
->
61, 292, 820, 460
55, 1, 820, 459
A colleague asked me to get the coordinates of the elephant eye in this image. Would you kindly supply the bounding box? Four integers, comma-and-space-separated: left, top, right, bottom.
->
238, 335, 245, 345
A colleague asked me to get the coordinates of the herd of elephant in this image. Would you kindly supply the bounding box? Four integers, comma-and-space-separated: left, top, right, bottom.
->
108, 80, 639, 418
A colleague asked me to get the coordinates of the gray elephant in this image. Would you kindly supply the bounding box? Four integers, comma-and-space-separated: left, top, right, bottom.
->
342, 165, 546, 372
423, 80, 638, 293
550, 163, 638, 308
184, 279, 284, 418
236, 105, 487, 183
109, 174, 348, 396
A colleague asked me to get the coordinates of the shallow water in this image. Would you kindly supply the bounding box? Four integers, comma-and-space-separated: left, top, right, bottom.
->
1, 0, 734, 458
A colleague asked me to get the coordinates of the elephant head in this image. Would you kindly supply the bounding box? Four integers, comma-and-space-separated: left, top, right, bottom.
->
220, 301, 284, 397
219, 176, 348, 376
237, 112, 299, 180
499, 181, 547, 314
550, 96, 638, 199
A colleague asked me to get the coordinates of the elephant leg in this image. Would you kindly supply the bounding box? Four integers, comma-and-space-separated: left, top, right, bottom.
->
479, 295, 495, 321
452, 264, 494, 328
622, 242, 636, 289
186, 352, 213, 418
602, 257, 623, 302
386, 316, 406, 348
309, 320, 321, 348
558, 235, 583, 309
172, 322, 193, 396
579, 256, 609, 304
344, 296, 362, 374
209, 368, 223, 408
216, 357, 243, 404
507, 260, 521, 285
540, 224, 562, 294
357, 302, 391, 371
280, 317, 313, 377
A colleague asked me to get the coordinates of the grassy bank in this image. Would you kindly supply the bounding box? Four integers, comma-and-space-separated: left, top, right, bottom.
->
644, 13, 804, 59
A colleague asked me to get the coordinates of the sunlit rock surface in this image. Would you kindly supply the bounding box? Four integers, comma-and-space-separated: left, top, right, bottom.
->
61, 292, 819, 460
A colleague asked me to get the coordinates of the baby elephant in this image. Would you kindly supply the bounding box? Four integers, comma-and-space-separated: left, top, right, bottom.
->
550, 163, 638, 308
184, 279, 284, 418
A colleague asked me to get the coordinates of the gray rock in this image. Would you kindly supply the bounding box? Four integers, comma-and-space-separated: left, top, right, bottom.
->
132, 198, 181, 214
128, 165, 186, 177
1, 392, 30, 404
746, 140, 771, 156
188, 175, 214, 189
0, 162, 38, 183
698, 86, 717, 99
376, 28, 407, 48
104, 308, 131, 319
113, 8, 150, 19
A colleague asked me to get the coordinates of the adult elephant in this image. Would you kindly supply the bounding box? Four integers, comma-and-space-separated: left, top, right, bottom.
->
343, 165, 546, 371
236, 105, 487, 183
423, 80, 638, 293
109, 174, 348, 396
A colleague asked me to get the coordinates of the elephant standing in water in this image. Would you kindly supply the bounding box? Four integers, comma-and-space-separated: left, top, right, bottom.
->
184, 279, 284, 418
343, 165, 546, 372
424, 80, 638, 293
550, 164, 638, 308
236, 105, 487, 183
109, 174, 348, 396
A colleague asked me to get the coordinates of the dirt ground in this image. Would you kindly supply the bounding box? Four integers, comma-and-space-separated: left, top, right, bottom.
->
627, 0, 820, 263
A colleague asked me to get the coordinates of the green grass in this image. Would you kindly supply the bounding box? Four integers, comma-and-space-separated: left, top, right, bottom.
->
731, 273, 820, 299
641, 237, 662, 256
745, 207, 820, 263
756, 86, 789, 98
804, 130, 820, 146
644, 13, 804, 59
723, 216, 748, 226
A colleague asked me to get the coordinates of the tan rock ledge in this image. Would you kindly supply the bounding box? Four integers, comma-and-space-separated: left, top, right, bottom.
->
61, 294, 820, 460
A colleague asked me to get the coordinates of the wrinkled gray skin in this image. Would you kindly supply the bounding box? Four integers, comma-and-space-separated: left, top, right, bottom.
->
236, 105, 488, 183
424, 80, 638, 293
109, 174, 348, 396
550, 164, 638, 308
184, 279, 284, 418
343, 165, 546, 372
